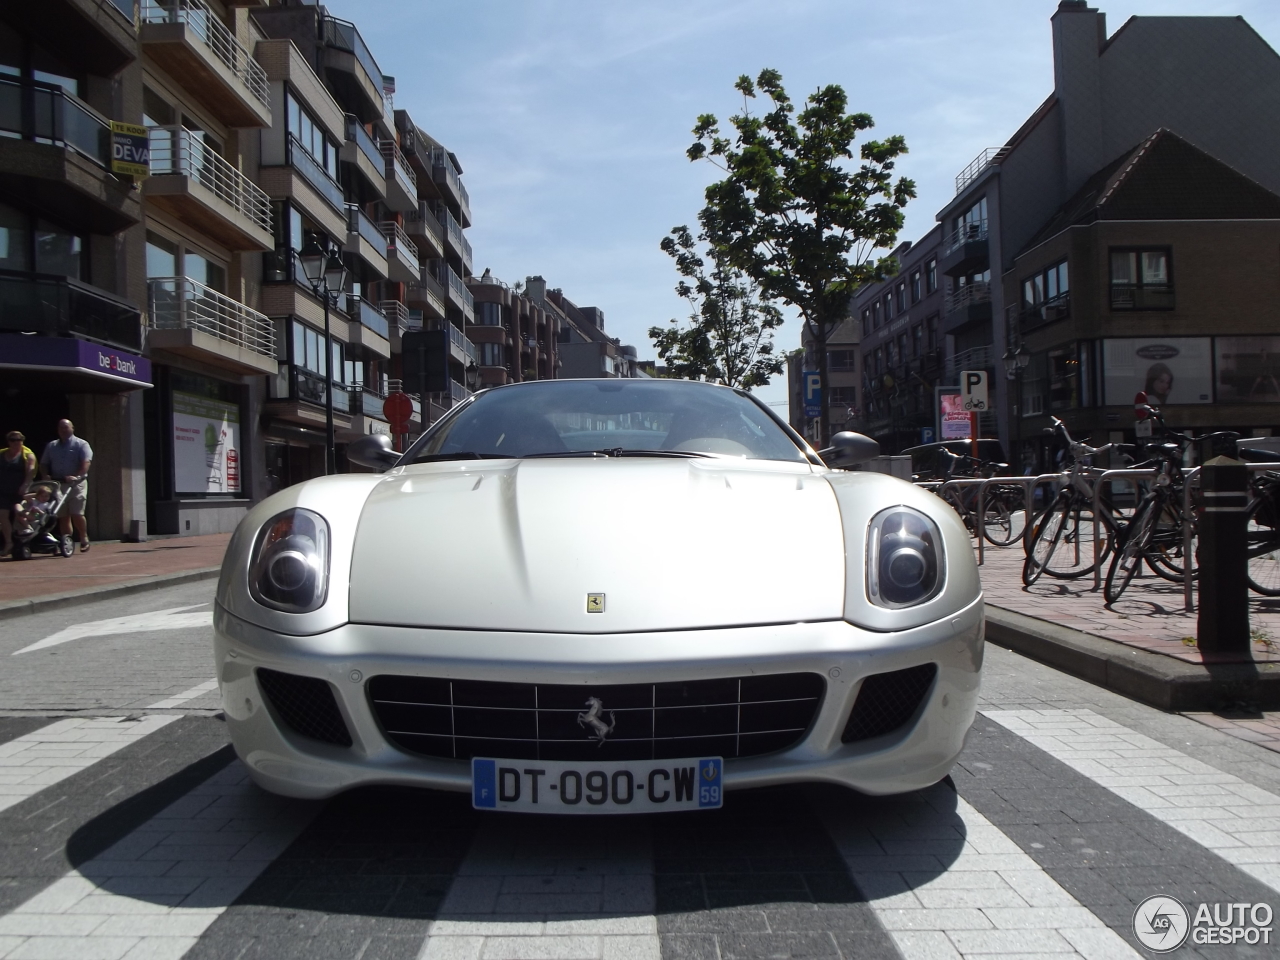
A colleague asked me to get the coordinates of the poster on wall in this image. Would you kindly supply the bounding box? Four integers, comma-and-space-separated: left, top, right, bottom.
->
173, 391, 241, 494
1216, 337, 1280, 403
939, 392, 970, 439
1103, 338, 1212, 407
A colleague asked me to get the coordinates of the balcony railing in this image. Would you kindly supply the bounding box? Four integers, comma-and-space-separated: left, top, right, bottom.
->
1111, 284, 1175, 311
346, 204, 388, 258
955, 146, 1007, 194
344, 115, 382, 172
381, 139, 418, 194
346, 295, 389, 339
287, 134, 344, 214
381, 221, 417, 263
944, 281, 992, 316
945, 346, 996, 381
292, 365, 349, 413
0, 77, 110, 167
380, 299, 410, 332
148, 277, 274, 357
943, 219, 988, 254
358, 386, 387, 420
108, 0, 135, 17
322, 17, 384, 96
461, 234, 473, 273
446, 265, 474, 312
149, 126, 271, 232
141, 0, 269, 108
1018, 292, 1071, 331
443, 379, 470, 404
429, 318, 477, 364
438, 206, 463, 249
0, 271, 142, 351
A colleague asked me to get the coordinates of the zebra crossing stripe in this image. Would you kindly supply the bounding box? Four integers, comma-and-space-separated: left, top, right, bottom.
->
983, 709, 1280, 895
820, 782, 1141, 960
0, 760, 315, 960
0, 716, 179, 815
147, 679, 220, 710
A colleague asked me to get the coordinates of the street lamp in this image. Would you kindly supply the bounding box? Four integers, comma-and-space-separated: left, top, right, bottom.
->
1002, 344, 1031, 469
298, 240, 348, 476
465, 359, 479, 391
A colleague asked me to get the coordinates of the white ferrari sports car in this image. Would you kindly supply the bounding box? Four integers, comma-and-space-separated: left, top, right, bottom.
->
214, 379, 983, 812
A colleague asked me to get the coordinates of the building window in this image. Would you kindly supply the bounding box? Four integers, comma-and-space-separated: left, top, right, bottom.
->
480, 342, 504, 366
925, 258, 937, 294
871, 300, 881, 329
477, 302, 504, 326
286, 91, 340, 181
1048, 343, 1081, 411
897, 334, 908, 366
911, 324, 922, 358
953, 196, 988, 240
828, 350, 856, 372
910, 270, 921, 303
884, 292, 894, 320
0, 202, 84, 279
873, 347, 883, 377
896, 282, 907, 312
830, 387, 857, 406
925, 314, 939, 351
885, 340, 897, 368
1110, 249, 1172, 310
861, 308, 871, 338
1021, 259, 1069, 327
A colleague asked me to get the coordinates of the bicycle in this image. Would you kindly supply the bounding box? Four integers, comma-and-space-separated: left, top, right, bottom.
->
935, 450, 1027, 546
1103, 436, 1192, 603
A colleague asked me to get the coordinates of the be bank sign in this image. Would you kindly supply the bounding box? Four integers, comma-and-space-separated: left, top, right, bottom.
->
0, 334, 151, 388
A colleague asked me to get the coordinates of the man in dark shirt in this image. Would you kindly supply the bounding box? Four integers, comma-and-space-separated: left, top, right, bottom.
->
40, 420, 93, 552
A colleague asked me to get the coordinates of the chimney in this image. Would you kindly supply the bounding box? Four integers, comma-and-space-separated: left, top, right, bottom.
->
524, 275, 547, 303
1051, 1, 1107, 196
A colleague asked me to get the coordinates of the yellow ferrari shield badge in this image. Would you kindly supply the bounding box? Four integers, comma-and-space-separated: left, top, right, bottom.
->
586, 593, 605, 613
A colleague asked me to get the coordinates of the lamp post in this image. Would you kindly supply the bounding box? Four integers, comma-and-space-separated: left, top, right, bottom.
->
299, 241, 349, 476
465, 359, 479, 391
1002, 343, 1031, 469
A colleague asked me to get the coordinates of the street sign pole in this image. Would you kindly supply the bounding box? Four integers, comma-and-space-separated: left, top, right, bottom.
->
960, 370, 990, 462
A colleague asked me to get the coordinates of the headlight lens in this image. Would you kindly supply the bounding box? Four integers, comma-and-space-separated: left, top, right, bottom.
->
249, 509, 330, 613
867, 506, 944, 608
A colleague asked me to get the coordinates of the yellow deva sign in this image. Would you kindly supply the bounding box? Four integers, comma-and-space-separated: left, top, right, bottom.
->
110, 121, 149, 178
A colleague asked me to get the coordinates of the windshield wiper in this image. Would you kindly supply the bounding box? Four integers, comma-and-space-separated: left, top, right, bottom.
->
522, 448, 714, 459
411, 452, 510, 463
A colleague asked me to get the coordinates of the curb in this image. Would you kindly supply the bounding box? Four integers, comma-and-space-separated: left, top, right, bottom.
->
986, 605, 1280, 711
0, 567, 222, 621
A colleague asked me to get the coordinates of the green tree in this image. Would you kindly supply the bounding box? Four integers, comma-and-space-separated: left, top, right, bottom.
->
687, 68, 915, 445
648, 225, 784, 390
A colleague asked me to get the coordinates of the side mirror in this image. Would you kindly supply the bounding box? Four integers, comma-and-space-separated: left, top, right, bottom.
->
820, 431, 880, 468
347, 433, 400, 471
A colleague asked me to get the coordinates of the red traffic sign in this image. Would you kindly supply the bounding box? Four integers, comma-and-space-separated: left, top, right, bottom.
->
383, 391, 413, 429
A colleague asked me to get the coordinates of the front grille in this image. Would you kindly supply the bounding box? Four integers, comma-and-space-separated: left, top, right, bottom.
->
842, 663, 937, 743
257, 668, 353, 747
368, 673, 825, 762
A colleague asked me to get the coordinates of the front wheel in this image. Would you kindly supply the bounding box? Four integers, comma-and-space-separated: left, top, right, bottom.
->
58, 535, 74, 558
1105, 495, 1159, 604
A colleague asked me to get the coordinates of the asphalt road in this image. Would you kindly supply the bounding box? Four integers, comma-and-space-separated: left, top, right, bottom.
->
0, 582, 1278, 960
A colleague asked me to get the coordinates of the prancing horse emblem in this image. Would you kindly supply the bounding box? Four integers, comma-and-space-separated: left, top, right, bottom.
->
577, 697, 616, 745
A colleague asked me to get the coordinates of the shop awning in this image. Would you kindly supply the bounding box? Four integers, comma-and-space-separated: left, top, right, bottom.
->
0, 334, 151, 392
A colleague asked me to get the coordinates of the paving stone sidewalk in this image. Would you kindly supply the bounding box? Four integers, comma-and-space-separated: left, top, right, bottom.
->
0, 534, 229, 604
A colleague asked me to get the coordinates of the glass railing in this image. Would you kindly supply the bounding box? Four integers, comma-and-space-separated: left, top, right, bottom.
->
141, 0, 268, 108
344, 115, 382, 172
380, 140, 417, 194
406, 201, 445, 246
446, 265, 474, 312
0, 77, 110, 167
433, 319, 476, 363
150, 126, 272, 232
432, 147, 458, 191
380, 221, 418, 266
346, 295, 389, 339
287, 134, 344, 213
108, 0, 135, 17
322, 17, 384, 99
943, 219, 988, 254
944, 281, 992, 315
461, 235, 473, 273
148, 277, 275, 357
0, 271, 142, 351
361, 388, 387, 420
293, 365, 350, 413
438, 206, 463, 249
346, 205, 388, 258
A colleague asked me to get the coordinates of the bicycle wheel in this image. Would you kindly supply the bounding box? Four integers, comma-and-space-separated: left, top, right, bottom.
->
1144, 498, 1196, 582
982, 485, 1027, 547
1246, 495, 1280, 595
1023, 494, 1072, 585
1105, 494, 1160, 604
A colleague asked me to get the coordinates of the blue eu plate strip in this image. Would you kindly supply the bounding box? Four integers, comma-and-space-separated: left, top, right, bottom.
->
472, 758, 496, 808
697, 757, 723, 808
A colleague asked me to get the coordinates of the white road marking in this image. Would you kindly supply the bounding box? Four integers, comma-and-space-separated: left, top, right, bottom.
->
0, 716, 179, 815
419, 816, 659, 960
14, 605, 213, 655
984, 708, 1280, 896
820, 782, 1141, 960
147, 679, 220, 710
0, 760, 315, 960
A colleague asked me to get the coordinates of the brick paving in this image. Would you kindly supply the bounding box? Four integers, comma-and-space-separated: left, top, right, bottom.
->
0, 534, 229, 604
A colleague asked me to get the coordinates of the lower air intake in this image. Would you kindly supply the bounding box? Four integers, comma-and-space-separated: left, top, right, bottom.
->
257, 668, 353, 747
841, 663, 937, 743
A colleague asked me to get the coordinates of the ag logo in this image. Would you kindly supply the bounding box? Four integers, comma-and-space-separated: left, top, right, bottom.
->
1133, 895, 1190, 952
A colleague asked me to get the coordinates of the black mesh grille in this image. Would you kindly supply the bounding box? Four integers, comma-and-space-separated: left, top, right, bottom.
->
257, 668, 353, 747
841, 664, 937, 744
368, 673, 825, 762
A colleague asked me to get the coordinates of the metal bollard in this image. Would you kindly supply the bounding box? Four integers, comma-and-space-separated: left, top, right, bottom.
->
1196, 457, 1250, 659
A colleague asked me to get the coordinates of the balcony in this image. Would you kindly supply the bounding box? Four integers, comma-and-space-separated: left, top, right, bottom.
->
945, 346, 996, 381
939, 219, 989, 277
405, 274, 447, 322
955, 146, 1007, 195
380, 140, 418, 213
439, 206, 473, 271
320, 16, 385, 123
443, 264, 474, 321
381, 299, 411, 334
380, 221, 422, 284
429, 318, 476, 366
942, 281, 992, 334
1018, 292, 1071, 332
0, 77, 139, 234
290, 365, 350, 415
1111, 284, 1174, 311
340, 115, 386, 200
8, 0, 137, 76
144, 127, 272, 251
432, 147, 470, 227
279, 133, 346, 235
345, 295, 390, 359
405, 201, 445, 260
345, 205, 389, 280
430, 378, 471, 408
0, 271, 142, 351
139, 0, 271, 128
147, 277, 277, 375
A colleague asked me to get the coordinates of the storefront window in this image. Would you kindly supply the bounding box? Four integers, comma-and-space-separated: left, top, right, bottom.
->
0, 203, 30, 272
33, 219, 83, 278
169, 371, 244, 497
1048, 343, 1080, 411
146, 232, 178, 278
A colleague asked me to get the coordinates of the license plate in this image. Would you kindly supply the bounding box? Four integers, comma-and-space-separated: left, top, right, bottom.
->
471, 757, 723, 813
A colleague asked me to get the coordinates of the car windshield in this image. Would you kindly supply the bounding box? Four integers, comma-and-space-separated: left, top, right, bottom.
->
404, 379, 808, 463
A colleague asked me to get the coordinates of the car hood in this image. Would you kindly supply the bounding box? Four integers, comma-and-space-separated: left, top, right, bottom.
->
348, 458, 846, 633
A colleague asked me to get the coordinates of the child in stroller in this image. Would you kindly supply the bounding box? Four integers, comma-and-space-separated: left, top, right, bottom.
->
10, 481, 73, 560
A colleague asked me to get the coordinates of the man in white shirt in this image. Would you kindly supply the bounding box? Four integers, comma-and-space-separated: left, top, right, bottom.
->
39, 419, 93, 553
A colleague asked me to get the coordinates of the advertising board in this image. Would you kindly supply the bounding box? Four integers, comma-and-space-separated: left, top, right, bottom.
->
172, 391, 241, 494
1103, 338, 1212, 407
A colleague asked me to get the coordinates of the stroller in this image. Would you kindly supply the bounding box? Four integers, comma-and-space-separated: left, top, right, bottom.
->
11, 481, 74, 560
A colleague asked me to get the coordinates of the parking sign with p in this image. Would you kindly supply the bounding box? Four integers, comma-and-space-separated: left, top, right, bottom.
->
960, 370, 988, 412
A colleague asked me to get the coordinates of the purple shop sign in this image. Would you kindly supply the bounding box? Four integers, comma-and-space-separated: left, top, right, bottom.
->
0, 335, 151, 387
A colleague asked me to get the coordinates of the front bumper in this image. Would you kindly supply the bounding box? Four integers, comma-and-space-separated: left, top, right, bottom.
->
213, 596, 984, 801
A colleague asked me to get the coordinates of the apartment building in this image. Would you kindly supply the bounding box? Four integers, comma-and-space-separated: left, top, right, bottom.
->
935, 0, 1280, 452
467, 274, 559, 387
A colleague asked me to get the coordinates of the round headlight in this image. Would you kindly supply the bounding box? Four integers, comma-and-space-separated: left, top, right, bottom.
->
867, 506, 944, 609
249, 509, 330, 613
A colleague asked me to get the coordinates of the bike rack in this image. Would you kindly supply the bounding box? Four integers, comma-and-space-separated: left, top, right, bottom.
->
1180, 462, 1280, 612
933, 475, 1062, 566
936, 478, 992, 562
1089, 468, 1157, 592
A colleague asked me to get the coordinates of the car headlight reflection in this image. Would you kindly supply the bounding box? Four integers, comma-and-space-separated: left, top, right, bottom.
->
249, 509, 330, 613
867, 507, 944, 609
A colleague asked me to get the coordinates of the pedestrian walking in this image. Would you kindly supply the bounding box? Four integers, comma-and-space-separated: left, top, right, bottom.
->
0, 431, 36, 556
39, 420, 93, 553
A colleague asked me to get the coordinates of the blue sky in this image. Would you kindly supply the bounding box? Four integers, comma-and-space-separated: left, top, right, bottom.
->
322, 0, 1280, 411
